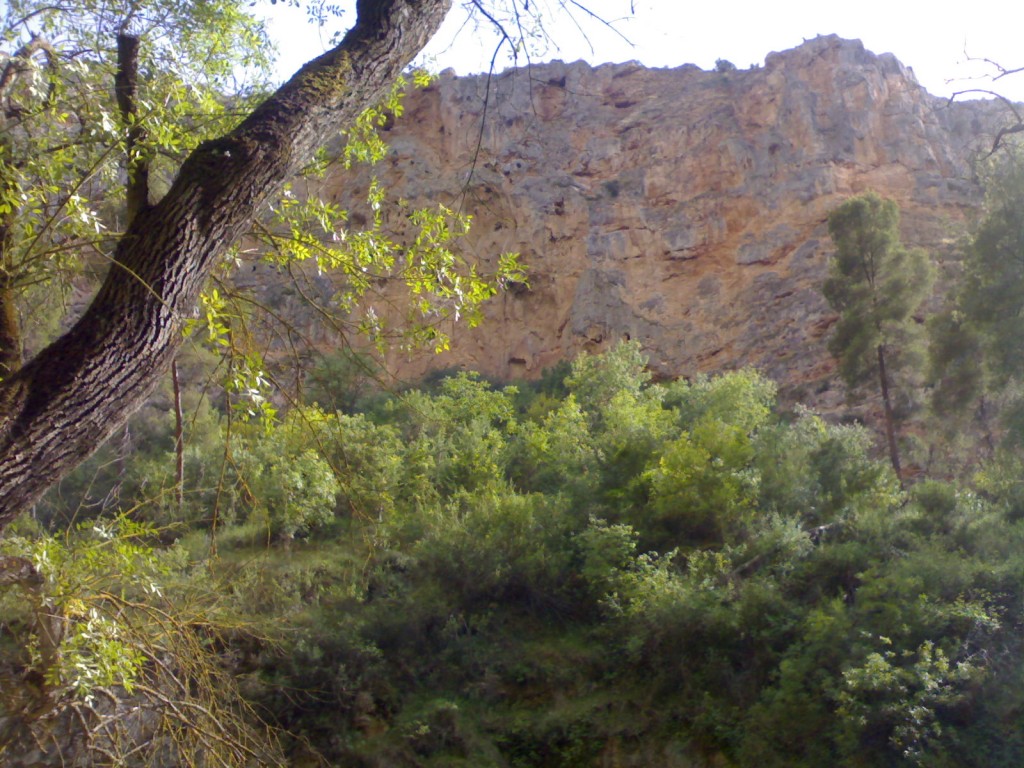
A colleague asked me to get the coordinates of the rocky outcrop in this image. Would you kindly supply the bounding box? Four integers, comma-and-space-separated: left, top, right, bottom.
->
318, 35, 1008, 404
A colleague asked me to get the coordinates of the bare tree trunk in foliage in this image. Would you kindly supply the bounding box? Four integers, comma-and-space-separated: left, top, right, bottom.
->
877, 343, 903, 487
0, 0, 452, 532
115, 33, 151, 223
0, 282, 20, 379
171, 359, 184, 514
0, 152, 22, 379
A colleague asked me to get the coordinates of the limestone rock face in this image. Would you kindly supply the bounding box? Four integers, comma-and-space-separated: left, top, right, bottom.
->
321, 35, 1006, 403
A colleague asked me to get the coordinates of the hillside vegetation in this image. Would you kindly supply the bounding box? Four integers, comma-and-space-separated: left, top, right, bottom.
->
6, 341, 1024, 766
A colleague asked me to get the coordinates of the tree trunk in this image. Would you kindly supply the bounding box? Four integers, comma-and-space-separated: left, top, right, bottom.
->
0, 0, 452, 531
0, 169, 22, 379
115, 32, 151, 223
171, 359, 184, 514
0, 281, 21, 378
877, 343, 903, 487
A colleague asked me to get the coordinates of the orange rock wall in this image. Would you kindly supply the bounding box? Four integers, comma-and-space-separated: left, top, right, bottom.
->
315, 35, 1006, 404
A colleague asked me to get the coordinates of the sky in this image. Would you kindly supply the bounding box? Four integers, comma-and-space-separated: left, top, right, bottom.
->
263, 0, 1024, 103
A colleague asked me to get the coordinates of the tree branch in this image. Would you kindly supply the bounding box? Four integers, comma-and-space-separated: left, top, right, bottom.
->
115, 33, 150, 224
0, 34, 56, 104
0, 0, 453, 529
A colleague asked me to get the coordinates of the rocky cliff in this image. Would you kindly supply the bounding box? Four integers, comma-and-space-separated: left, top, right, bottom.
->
316, 35, 1007, 404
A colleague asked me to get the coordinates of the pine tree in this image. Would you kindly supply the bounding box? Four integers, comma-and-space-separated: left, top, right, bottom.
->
959, 158, 1024, 384
824, 192, 934, 483
929, 156, 1024, 450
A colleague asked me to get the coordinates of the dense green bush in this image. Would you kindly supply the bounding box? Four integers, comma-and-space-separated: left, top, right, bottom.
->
14, 342, 1024, 766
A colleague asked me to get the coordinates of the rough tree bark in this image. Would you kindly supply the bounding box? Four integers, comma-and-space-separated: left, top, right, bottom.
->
0, 0, 452, 531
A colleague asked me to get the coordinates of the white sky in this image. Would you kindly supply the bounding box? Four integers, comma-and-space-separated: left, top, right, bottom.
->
264, 0, 1024, 102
